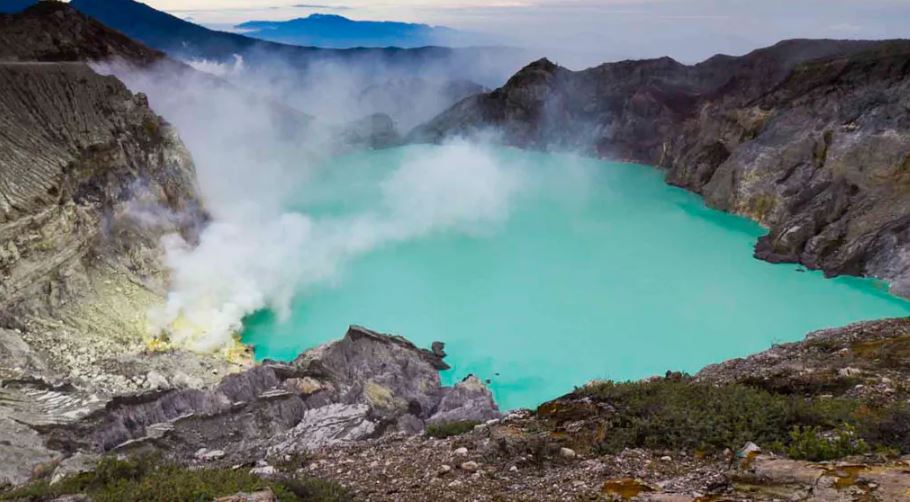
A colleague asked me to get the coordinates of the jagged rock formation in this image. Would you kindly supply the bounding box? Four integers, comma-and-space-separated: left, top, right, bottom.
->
411, 40, 910, 295
0, 25, 224, 392
38, 327, 498, 467
0, 59, 238, 485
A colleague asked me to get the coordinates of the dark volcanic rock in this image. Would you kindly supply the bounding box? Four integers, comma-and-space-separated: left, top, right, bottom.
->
0, 2, 164, 64
411, 40, 910, 295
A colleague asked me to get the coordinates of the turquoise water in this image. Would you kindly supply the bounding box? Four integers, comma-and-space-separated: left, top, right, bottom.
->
243, 145, 910, 410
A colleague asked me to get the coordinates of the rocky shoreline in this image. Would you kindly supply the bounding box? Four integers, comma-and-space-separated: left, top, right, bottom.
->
226, 319, 910, 501
8, 319, 910, 500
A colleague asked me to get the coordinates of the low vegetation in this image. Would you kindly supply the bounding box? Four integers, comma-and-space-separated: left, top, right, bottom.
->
576, 378, 910, 461
425, 420, 481, 439
0, 455, 351, 502
783, 425, 869, 461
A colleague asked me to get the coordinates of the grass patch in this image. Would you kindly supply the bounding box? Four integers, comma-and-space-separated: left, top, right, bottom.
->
425, 420, 480, 439
575, 378, 910, 459
0, 455, 350, 502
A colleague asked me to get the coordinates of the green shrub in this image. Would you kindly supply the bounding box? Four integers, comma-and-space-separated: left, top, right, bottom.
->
425, 420, 480, 439
0, 455, 351, 502
786, 425, 869, 461
579, 378, 910, 460
281, 476, 352, 501
580, 379, 862, 455
856, 402, 910, 454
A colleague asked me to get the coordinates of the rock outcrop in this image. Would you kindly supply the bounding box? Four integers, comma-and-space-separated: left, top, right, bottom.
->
411, 40, 910, 295
696, 317, 910, 403
40, 327, 498, 466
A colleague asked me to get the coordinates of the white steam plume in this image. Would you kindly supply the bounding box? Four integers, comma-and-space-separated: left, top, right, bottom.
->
92, 56, 527, 353
150, 141, 522, 352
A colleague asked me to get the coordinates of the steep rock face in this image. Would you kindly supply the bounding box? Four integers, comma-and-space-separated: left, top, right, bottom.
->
0, 60, 238, 486
0, 6, 238, 486
0, 61, 213, 374
411, 40, 910, 294
0, 63, 201, 300
675, 45, 910, 294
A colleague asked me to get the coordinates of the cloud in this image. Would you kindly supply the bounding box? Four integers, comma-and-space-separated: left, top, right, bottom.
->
294, 4, 350, 9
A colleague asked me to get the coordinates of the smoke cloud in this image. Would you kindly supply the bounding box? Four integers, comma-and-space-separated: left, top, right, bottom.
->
96, 57, 523, 352
153, 141, 521, 352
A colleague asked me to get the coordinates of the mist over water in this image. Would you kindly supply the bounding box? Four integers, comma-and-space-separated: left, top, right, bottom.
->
243, 146, 910, 410
95, 55, 524, 353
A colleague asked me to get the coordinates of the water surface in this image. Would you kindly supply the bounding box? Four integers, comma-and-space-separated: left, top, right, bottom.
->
244, 146, 910, 410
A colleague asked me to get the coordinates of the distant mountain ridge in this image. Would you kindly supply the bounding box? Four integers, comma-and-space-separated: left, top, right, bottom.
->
236, 13, 471, 49
46, 0, 525, 86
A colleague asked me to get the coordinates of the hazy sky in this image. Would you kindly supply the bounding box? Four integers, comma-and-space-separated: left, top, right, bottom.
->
145, 0, 910, 66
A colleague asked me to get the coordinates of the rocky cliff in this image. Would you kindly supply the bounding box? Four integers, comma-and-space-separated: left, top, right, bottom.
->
0, 5, 235, 486
411, 40, 910, 295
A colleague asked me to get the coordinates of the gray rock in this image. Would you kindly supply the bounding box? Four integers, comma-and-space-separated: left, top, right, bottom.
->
51, 453, 100, 485
249, 465, 278, 478
270, 403, 377, 455
460, 461, 479, 472
429, 375, 501, 424
26, 326, 499, 477
396, 413, 425, 435
195, 448, 226, 462
410, 40, 910, 295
